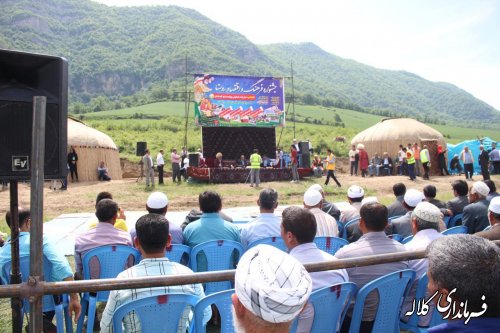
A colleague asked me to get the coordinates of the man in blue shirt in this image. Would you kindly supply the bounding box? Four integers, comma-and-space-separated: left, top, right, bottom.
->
0, 209, 81, 328
427, 235, 500, 332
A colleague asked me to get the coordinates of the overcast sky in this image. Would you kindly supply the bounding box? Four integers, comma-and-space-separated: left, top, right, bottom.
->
93, 0, 500, 111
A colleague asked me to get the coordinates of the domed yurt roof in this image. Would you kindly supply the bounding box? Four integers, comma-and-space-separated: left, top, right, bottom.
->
351, 118, 446, 157
68, 118, 117, 149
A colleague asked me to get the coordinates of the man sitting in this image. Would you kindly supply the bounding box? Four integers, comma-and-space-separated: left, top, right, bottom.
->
240, 188, 281, 249
423, 185, 446, 209
97, 161, 111, 181
232, 244, 312, 333
309, 184, 341, 221
380, 152, 393, 176
442, 179, 469, 218
475, 197, 500, 240
368, 153, 382, 176
335, 203, 408, 333
87, 191, 128, 232
311, 155, 323, 177
0, 209, 81, 329
449, 154, 463, 175
387, 183, 407, 218
100, 213, 211, 332
462, 181, 491, 233
485, 179, 499, 202
303, 188, 339, 237
387, 189, 425, 238
427, 235, 500, 332
282, 206, 348, 332
236, 154, 247, 168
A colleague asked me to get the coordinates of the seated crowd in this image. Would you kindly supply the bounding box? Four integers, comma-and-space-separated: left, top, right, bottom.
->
1, 177, 499, 333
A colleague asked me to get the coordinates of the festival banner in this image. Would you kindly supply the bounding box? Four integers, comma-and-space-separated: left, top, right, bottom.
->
193, 74, 285, 127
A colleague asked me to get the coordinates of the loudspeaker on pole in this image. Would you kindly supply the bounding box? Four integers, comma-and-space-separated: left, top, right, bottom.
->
136, 142, 147, 157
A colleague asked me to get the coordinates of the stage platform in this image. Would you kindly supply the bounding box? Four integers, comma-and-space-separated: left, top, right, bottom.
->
188, 167, 313, 183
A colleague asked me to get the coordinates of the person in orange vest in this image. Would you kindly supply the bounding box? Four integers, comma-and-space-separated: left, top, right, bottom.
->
323, 149, 341, 187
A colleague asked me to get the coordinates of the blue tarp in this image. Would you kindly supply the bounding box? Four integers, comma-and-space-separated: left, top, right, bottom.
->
447, 137, 497, 174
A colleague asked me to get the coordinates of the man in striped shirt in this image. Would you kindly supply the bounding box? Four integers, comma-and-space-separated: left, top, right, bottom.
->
303, 188, 339, 237
100, 214, 211, 333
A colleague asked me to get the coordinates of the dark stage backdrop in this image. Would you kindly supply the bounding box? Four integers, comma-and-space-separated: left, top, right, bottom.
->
202, 127, 276, 160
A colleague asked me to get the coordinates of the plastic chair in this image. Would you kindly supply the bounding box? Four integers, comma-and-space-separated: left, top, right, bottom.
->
247, 236, 287, 252
441, 225, 468, 235
483, 225, 492, 231
342, 218, 360, 240
76, 245, 141, 333
1, 256, 72, 333
348, 269, 416, 333
291, 282, 358, 333
193, 289, 235, 333
314, 236, 348, 256
400, 273, 447, 333
446, 213, 463, 228
388, 234, 403, 242
401, 235, 414, 244
112, 294, 199, 333
388, 215, 403, 222
190, 240, 244, 294
165, 244, 191, 266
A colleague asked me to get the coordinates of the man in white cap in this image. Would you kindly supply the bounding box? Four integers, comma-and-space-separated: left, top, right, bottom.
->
303, 188, 339, 237
335, 202, 408, 332
386, 189, 424, 238
462, 181, 491, 233
232, 244, 312, 333
240, 188, 281, 249
309, 184, 341, 221
281, 207, 348, 332
475, 196, 500, 240
340, 185, 365, 224
129, 191, 183, 245
401, 202, 444, 326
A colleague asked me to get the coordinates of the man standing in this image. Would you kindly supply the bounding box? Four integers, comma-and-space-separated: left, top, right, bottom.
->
398, 144, 407, 175
281, 206, 348, 332
358, 144, 369, 177
462, 181, 490, 233
349, 144, 359, 176
290, 144, 299, 183
479, 145, 491, 180
249, 148, 262, 188
240, 188, 281, 248
100, 214, 211, 333
171, 148, 181, 183
420, 145, 431, 180
303, 188, 339, 237
324, 148, 341, 187
460, 146, 474, 180
335, 203, 408, 332
232, 245, 312, 333
426, 235, 500, 332
489, 142, 500, 174
413, 142, 421, 177
142, 149, 154, 187
156, 149, 165, 185
404, 147, 416, 181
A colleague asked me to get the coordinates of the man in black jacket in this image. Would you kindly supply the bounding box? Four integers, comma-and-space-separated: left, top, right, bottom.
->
479, 144, 490, 180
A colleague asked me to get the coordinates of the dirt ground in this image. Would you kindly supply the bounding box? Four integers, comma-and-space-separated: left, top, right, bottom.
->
2, 173, 496, 225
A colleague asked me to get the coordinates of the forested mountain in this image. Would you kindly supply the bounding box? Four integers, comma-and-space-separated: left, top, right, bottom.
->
1, 0, 499, 124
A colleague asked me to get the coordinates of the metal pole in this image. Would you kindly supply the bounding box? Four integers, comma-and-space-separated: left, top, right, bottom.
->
9, 181, 22, 333
291, 61, 296, 139
183, 55, 189, 150
29, 96, 46, 333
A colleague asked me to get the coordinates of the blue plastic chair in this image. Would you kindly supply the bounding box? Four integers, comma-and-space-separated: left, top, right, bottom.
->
193, 289, 235, 333
342, 218, 360, 240
388, 215, 403, 222
400, 273, 447, 333
112, 294, 199, 333
1, 256, 71, 333
441, 225, 468, 235
247, 236, 287, 252
76, 245, 141, 333
314, 236, 348, 256
165, 244, 191, 266
388, 234, 403, 242
483, 225, 492, 231
291, 282, 358, 333
190, 240, 244, 294
348, 269, 416, 333
402, 235, 414, 244
446, 213, 463, 228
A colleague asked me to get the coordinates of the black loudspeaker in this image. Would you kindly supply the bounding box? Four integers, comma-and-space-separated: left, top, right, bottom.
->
299, 141, 310, 153
136, 142, 147, 156
188, 153, 199, 167
0, 49, 68, 181
301, 153, 311, 168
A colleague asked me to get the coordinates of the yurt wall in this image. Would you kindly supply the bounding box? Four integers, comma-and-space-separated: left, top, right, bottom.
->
69, 146, 122, 181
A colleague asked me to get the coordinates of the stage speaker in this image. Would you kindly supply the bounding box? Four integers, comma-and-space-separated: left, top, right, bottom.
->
299, 141, 310, 153
0, 49, 68, 181
300, 153, 311, 168
189, 153, 199, 167
136, 142, 147, 156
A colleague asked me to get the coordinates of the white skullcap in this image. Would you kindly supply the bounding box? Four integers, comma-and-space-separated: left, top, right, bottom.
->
361, 196, 379, 207
304, 189, 322, 206
308, 184, 323, 193
356, 143, 365, 149
146, 192, 168, 209
235, 245, 312, 323
412, 202, 441, 224
489, 197, 500, 214
347, 185, 365, 199
404, 189, 424, 208
471, 181, 490, 198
